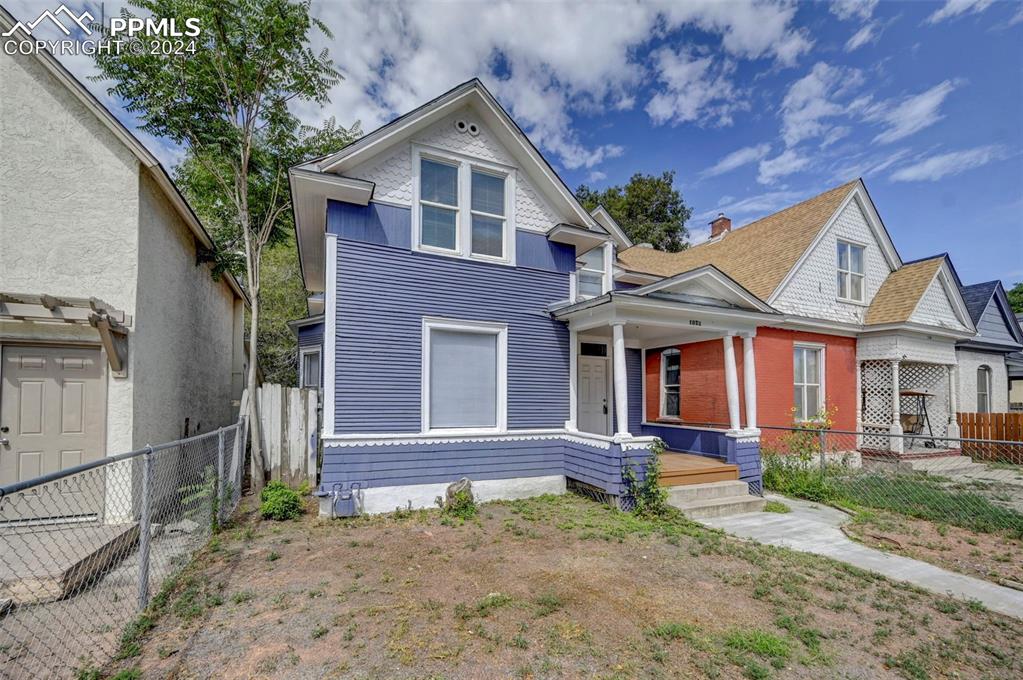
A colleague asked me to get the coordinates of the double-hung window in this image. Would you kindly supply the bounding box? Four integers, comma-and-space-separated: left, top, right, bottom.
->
419, 159, 459, 252
300, 349, 320, 389
793, 345, 823, 421
577, 248, 605, 299
415, 148, 513, 263
977, 366, 991, 413
661, 348, 681, 418
423, 318, 507, 432
837, 241, 866, 302
470, 170, 505, 258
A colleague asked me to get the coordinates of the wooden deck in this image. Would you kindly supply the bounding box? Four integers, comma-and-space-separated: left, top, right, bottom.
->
658, 452, 739, 487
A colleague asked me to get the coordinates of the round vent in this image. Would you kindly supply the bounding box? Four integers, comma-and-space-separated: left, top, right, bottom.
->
454, 119, 468, 133
467, 122, 480, 136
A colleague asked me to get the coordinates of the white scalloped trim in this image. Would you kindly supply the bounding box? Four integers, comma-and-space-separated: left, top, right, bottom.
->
324, 431, 619, 450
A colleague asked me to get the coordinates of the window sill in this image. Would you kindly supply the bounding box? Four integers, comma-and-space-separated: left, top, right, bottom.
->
413, 245, 515, 268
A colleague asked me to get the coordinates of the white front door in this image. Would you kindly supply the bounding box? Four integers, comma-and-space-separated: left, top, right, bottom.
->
578, 356, 610, 435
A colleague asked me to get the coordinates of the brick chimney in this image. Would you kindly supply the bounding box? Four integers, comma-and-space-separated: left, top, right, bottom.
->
709, 213, 731, 239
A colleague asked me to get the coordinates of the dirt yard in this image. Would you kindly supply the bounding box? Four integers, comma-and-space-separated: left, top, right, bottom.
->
102, 493, 1023, 680
845, 508, 1023, 586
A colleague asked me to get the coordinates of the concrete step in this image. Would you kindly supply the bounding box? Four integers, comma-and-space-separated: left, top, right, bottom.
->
666, 480, 750, 504
902, 456, 983, 475
670, 494, 766, 520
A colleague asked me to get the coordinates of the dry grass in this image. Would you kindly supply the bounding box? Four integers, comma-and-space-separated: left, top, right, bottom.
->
103, 493, 1023, 680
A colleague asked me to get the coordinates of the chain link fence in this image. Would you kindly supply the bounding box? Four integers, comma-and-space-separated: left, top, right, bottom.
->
760, 425, 1023, 537
0, 418, 247, 679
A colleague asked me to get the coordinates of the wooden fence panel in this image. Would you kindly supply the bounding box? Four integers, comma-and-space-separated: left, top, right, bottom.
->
258, 383, 320, 488
956, 412, 1023, 464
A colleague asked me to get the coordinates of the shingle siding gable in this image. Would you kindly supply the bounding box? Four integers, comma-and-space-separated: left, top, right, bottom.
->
771, 199, 892, 323
910, 276, 969, 330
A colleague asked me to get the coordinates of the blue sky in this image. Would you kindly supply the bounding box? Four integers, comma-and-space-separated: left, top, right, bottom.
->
10, 0, 1022, 288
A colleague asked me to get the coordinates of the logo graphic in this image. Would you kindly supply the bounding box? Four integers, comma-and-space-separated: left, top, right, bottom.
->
2, 4, 94, 37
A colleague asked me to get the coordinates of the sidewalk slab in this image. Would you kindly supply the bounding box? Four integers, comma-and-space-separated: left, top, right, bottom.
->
701, 495, 1023, 620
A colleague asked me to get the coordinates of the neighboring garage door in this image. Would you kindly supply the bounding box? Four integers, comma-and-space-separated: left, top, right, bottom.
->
0, 346, 106, 519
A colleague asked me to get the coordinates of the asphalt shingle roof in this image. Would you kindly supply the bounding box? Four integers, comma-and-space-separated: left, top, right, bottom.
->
959, 281, 999, 325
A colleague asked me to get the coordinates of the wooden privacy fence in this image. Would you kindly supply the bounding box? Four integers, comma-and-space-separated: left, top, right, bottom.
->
257, 383, 319, 487
956, 412, 1023, 464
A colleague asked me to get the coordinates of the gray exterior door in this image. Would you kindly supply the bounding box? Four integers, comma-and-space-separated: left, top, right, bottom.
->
1, 346, 106, 519
578, 356, 610, 436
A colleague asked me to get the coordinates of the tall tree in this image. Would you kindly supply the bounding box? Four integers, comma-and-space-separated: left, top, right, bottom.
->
94, 0, 340, 489
575, 171, 692, 251
1008, 282, 1023, 315
176, 118, 361, 385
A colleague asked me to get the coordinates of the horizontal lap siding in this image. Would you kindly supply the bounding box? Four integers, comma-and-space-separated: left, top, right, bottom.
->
323, 438, 636, 494
639, 424, 728, 458
297, 322, 324, 348
729, 439, 763, 494
330, 202, 572, 434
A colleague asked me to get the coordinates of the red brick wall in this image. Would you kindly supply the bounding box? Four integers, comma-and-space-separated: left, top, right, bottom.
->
641, 328, 857, 430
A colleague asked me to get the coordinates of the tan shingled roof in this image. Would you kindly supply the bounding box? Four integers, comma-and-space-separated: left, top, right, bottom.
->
864, 257, 943, 325
617, 180, 860, 300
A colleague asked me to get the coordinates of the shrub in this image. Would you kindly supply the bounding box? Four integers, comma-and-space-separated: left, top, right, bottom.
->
442, 486, 478, 520
260, 481, 303, 520
761, 454, 837, 504
624, 439, 669, 516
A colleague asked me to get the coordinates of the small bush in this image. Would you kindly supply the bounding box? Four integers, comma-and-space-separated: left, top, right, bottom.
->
439, 486, 478, 520
624, 439, 669, 516
763, 500, 791, 514
761, 454, 837, 504
260, 481, 303, 521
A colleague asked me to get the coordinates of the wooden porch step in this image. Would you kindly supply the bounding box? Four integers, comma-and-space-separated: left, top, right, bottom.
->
658, 451, 739, 487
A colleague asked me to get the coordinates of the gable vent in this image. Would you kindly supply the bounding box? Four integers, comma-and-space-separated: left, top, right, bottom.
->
454, 119, 480, 136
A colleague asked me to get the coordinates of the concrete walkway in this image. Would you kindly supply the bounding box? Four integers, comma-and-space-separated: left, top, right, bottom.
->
700, 495, 1023, 620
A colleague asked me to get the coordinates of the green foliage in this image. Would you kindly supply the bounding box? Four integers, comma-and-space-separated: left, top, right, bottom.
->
116, 614, 155, 659
623, 439, 670, 516
178, 465, 220, 531
763, 500, 791, 514
575, 171, 692, 251
1007, 282, 1023, 314
110, 671, 142, 680
438, 487, 478, 520
648, 622, 699, 642
260, 480, 303, 520
724, 628, 791, 659
761, 454, 838, 504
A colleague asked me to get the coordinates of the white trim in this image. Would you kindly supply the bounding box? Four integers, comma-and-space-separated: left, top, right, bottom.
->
640, 347, 648, 424
567, 328, 578, 430
659, 347, 680, 419
906, 260, 975, 333
323, 429, 613, 449
793, 342, 826, 421
411, 145, 516, 266
602, 241, 615, 294
298, 346, 321, 389
322, 232, 338, 437
629, 266, 776, 314
421, 316, 508, 434
742, 334, 757, 430
590, 205, 633, 249
722, 334, 741, 431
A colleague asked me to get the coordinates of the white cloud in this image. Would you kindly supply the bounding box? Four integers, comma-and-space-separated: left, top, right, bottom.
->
695, 189, 804, 221
926, 0, 995, 24
831, 148, 911, 182
646, 48, 747, 127
845, 23, 878, 51
830, 0, 879, 21
779, 62, 862, 147
862, 80, 958, 144
306, 0, 813, 172
586, 170, 607, 183
890, 145, 1005, 182
758, 148, 810, 184
700, 143, 771, 178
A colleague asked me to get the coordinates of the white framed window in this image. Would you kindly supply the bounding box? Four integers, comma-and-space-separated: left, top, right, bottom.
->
837, 240, 866, 303
412, 145, 515, 264
660, 348, 681, 419
977, 365, 991, 413
421, 317, 508, 433
299, 348, 320, 389
793, 344, 824, 421
576, 247, 605, 300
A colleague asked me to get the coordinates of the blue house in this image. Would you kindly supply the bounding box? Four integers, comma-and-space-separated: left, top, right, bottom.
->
290, 80, 768, 516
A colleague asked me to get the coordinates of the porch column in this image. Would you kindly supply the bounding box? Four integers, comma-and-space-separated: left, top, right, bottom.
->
890, 359, 903, 454
742, 334, 757, 430
611, 322, 631, 438
947, 364, 961, 439
723, 334, 741, 431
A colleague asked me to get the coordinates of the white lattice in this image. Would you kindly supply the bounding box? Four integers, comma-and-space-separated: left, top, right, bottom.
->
860, 360, 952, 452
